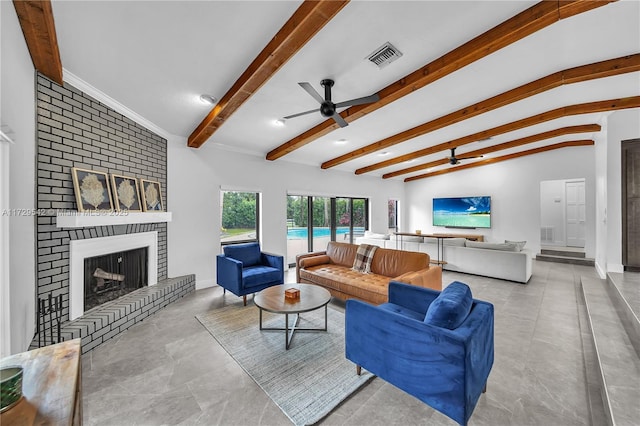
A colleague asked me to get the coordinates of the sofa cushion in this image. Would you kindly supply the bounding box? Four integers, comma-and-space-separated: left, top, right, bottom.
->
326, 242, 358, 267
465, 240, 518, 251
505, 240, 527, 251
300, 264, 390, 298
423, 237, 466, 246
364, 230, 390, 240
223, 242, 262, 267
299, 255, 331, 269
370, 247, 429, 277
424, 281, 473, 329
242, 265, 281, 288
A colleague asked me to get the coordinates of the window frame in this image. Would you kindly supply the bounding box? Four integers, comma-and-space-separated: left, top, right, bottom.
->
220, 190, 260, 246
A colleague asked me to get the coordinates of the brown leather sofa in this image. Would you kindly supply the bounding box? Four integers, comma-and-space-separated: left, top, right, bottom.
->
295, 241, 442, 305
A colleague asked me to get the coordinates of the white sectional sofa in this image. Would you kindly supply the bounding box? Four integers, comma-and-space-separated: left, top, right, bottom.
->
356, 233, 532, 283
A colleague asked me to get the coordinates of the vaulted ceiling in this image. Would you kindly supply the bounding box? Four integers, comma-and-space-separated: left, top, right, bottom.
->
43, 0, 640, 181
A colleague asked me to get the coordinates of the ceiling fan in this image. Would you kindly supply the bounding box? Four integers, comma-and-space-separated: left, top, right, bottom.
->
283, 79, 380, 128
449, 147, 483, 165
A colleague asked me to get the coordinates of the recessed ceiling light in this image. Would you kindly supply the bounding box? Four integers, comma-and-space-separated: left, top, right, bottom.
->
273, 119, 286, 127
378, 151, 391, 156
335, 139, 348, 145
199, 94, 217, 105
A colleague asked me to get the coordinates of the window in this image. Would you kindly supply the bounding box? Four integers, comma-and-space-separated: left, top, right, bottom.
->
220, 190, 259, 245
388, 199, 398, 232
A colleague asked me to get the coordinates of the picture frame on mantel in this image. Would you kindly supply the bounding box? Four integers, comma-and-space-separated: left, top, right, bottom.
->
71, 167, 113, 212
110, 174, 142, 212
140, 179, 164, 212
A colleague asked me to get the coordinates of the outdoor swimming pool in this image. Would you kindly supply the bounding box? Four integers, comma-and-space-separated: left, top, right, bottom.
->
287, 227, 364, 239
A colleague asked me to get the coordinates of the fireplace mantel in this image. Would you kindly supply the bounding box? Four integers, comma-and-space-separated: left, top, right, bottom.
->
56, 211, 172, 228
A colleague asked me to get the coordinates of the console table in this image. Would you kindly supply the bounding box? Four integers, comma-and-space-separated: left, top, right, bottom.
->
394, 232, 484, 265
0, 339, 82, 425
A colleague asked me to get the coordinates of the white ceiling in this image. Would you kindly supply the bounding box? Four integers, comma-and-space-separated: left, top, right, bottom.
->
51, 0, 640, 180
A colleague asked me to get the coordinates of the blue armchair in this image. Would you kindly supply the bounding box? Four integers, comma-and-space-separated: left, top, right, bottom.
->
216, 242, 284, 305
345, 281, 494, 426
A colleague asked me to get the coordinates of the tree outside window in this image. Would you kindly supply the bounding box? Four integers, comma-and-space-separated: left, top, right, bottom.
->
221, 191, 259, 244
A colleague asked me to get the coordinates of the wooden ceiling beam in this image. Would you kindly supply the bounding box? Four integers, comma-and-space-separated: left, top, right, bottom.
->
188, 0, 350, 148
355, 96, 640, 175
12, 0, 63, 85
324, 53, 639, 169
382, 124, 601, 179
266, 0, 616, 161
404, 140, 595, 182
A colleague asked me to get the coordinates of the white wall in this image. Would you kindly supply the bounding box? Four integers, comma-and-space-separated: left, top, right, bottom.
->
1, 2, 37, 354
404, 145, 596, 258
167, 139, 404, 289
594, 119, 609, 277
540, 179, 567, 245
603, 109, 640, 273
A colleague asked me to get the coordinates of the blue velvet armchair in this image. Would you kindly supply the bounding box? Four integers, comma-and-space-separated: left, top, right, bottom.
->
216, 242, 284, 305
345, 281, 494, 426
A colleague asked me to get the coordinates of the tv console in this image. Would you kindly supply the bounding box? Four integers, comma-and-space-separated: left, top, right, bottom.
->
394, 232, 484, 242
430, 233, 484, 242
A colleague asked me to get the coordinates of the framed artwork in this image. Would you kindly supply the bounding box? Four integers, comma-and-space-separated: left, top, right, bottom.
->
110, 174, 142, 212
71, 167, 113, 212
140, 179, 164, 211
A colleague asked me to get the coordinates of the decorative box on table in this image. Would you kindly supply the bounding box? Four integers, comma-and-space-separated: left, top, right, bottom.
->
285, 288, 300, 300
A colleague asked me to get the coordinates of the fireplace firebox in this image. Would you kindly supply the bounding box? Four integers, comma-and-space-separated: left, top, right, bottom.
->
84, 247, 148, 312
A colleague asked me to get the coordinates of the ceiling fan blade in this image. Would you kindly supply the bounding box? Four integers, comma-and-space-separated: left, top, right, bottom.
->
298, 82, 325, 104
457, 155, 484, 161
334, 93, 380, 109
283, 108, 318, 120
332, 113, 348, 128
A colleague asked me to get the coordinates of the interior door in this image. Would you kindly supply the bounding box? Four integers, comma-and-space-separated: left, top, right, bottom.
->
566, 180, 586, 248
622, 139, 640, 270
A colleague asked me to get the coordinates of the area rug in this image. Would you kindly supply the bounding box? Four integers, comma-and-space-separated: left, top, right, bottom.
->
196, 302, 374, 426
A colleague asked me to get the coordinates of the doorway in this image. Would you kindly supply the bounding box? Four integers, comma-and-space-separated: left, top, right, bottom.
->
540, 178, 586, 248
566, 180, 586, 248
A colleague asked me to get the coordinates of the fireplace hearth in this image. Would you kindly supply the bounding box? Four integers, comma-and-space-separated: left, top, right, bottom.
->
84, 247, 148, 312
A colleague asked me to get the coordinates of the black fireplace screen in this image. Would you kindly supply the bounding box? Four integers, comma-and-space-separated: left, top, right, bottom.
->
84, 247, 148, 312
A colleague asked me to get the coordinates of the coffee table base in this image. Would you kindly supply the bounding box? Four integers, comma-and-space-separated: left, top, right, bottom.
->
258, 305, 328, 350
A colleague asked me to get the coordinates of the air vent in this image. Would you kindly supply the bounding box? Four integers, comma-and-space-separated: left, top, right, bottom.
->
367, 42, 403, 69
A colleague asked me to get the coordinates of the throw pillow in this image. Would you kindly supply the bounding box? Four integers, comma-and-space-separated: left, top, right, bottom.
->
505, 240, 527, 251
424, 281, 473, 330
352, 244, 378, 274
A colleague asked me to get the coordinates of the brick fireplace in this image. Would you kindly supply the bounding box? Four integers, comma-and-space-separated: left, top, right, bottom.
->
32, 73, 193, 352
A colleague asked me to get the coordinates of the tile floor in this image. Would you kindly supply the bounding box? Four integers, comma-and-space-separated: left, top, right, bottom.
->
82, 260, 603, 425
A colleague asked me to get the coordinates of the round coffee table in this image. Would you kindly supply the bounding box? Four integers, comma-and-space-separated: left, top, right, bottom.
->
254, 283, 331, 350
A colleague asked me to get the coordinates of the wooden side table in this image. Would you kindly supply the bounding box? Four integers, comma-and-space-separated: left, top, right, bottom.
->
0, 339, 82, 425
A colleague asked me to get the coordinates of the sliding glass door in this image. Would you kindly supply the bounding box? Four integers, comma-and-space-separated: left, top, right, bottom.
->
286, 195, 309, 266
287, 195, 368, 266
312, 197, 331, 252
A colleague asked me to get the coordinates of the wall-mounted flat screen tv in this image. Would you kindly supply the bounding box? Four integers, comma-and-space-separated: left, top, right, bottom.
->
432, 196, 491, 228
